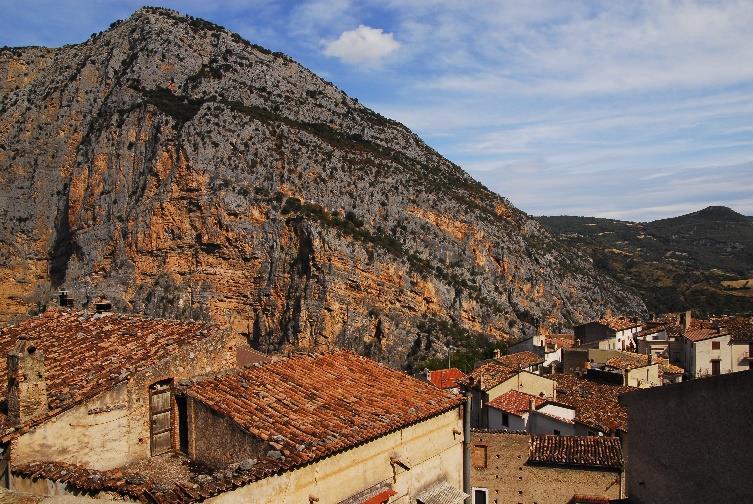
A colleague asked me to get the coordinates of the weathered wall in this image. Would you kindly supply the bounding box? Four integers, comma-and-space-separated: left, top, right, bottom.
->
205, 408, 463, 504
12, 330, 245, 470
528, 411, 575, 436
187, 397, 268, 466
730, 341, 753, 372
488, 408, 526, 431
621, 370, 753, 504
10, 474, 137, 502
488, 372, 556, 402
471, 431, 622, 503
625, 364, 659, 388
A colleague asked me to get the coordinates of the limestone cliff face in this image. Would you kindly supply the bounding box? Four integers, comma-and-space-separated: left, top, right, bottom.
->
0, 8, 646, 368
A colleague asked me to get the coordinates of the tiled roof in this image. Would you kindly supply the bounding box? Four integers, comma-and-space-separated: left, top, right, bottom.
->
188, 351, 463, 473
604, 351, 684, 375
0, 309, 220, 437
597, 315, 641, 332
12, 461, 172, 503
682, 327, 727, 342
717, 316, 753, 343
415, 481, 469, 504
529, 435, 623, 470
459, 352, 543, 391
664, 317, 727, 342
487, 390, 544, 416
427, 368, 466, 389
548, 334, 575, 349
495, 351, 545, 368
552, 374, 632, 433
637, 325, 667, 338
14, 352, 462, 503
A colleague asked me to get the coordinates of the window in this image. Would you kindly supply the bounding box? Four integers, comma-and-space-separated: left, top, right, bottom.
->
712, 341, 720, 350
553, 429, 561, 436
502, 413, 509, 427
472, 445, 487, 469
472, 488, 488, 504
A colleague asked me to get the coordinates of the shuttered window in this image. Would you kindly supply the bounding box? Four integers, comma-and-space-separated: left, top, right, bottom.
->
150, 381, 173, 456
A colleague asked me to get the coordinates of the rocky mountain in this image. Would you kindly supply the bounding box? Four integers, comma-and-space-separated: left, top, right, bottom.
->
539, 206, 753, 317
0, 7, 645, 369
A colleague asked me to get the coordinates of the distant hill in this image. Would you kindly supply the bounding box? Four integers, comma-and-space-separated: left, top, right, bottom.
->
539, 206, 753, 316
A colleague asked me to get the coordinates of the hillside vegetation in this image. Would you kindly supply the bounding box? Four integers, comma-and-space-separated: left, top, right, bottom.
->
539, 206, 753, 316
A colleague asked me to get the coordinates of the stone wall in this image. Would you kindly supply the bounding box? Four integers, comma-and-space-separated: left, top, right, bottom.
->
471, 431, 623, 504
187, 397, 268, 466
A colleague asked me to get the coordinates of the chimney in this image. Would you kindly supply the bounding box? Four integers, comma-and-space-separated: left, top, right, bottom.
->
680, 310, 692, 331
493, 348, 501, 359
7, 335, 48, 425
424, 368, 431, 381
529, 398, 536, 412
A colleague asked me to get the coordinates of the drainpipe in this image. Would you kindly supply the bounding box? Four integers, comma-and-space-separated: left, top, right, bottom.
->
463, 391, 471, 503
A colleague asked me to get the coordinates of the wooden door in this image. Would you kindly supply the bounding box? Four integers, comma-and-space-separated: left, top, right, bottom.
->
150, 381, 173, 456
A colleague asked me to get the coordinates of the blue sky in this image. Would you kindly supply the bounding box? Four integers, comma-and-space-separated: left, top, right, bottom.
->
2, 0, 752, 221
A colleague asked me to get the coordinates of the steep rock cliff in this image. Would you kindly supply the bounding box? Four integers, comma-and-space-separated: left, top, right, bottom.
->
0, 8, 646, 368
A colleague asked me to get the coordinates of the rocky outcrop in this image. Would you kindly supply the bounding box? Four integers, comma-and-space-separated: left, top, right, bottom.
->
0, 8, 646, 368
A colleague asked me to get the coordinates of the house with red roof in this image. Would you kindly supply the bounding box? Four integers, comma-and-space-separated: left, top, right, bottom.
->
487, 390, 545, 431
424, 367, 466, 393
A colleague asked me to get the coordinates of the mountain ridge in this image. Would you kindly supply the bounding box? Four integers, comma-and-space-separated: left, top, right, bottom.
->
538, 205, 753, 316
0, 7, 645, 369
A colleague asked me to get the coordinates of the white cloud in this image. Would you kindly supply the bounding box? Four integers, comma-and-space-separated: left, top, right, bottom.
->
323, 25, 400, 66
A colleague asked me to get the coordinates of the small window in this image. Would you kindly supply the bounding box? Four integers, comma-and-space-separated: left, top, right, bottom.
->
502, 413, 509, 427
712, 341, 720, 350
472, 445, 487, 469
553, 429, 561, 436
473, 487, 488, 504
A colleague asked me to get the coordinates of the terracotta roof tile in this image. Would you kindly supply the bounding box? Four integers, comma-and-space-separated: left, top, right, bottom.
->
188, 351, 463, 472
487, 390, 544, 416
0, 309, 220, 436
597, 316, 641, 332
427, 368, 466, 389
604, 351, 683, 375
716, 316, 753, 343
529, 435, 623, 470
552, 374, 632, 433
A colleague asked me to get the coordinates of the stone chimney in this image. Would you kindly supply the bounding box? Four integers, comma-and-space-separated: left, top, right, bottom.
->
680, 310, 692, 331
493, 348, 502, 359
7, 335, 48, 425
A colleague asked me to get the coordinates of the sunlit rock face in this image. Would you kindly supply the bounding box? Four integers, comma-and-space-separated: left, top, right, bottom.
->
0, 8, 645, 368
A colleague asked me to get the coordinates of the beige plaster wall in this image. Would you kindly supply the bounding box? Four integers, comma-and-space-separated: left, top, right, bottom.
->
487, 373, 556, 402
205, 408, 464, 504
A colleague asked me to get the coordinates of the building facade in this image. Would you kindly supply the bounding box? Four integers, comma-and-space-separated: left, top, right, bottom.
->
470, 431, 624, 504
